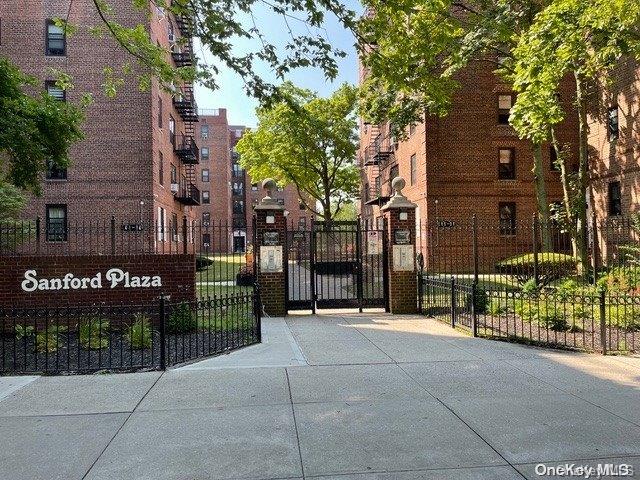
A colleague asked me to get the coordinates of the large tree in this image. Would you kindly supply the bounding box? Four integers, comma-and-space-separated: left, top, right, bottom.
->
0, 57, 85, 198
509, 0, 640, 276
236, 82, 360, 222
58, 0, 356, 102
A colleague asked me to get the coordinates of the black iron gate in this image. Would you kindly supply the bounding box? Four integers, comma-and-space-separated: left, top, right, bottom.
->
286, 219, 388, 312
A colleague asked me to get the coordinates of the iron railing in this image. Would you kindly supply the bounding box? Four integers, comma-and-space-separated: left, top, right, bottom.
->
0, 294, 260, 374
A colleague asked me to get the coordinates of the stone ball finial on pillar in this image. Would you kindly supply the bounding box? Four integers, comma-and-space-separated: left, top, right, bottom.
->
255, 178, 284, 210
382, 176, 416, 211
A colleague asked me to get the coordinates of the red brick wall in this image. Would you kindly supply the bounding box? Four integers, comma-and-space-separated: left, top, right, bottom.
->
0, 254, 196, 308
385, 208, 417, 314
0, 1, 196, 251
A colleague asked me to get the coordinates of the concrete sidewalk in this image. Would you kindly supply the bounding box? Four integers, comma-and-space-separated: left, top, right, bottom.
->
2, 313, 640, 479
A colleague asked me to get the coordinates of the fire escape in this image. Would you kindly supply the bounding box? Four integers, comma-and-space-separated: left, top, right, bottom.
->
172, 11, 200, 206
362, 124, 396, 207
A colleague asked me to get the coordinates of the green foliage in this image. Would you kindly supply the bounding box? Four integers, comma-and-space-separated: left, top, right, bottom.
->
196, 256, 214, 272
487, 298, 508, 316
514, 299, 569, 331
126, 314, 153, 349
35, 325, 68, 354
0, 57, 85, 195
522, 279, 540, 294
14, 325, 34, 340
236, 82, 359, 222
606, 304, 640, 330
168, 302, 197, 334
597, 267, 640, 295
470, 287, 489, 314
496, 253, 577, 286
78, 317, 110, 350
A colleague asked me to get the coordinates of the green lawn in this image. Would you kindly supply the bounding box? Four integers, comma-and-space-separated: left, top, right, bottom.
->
196, 254, 247, 283
197, 284, 253, 299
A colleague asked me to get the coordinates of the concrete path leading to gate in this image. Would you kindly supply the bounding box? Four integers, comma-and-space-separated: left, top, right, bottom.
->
2, 313, 640, 480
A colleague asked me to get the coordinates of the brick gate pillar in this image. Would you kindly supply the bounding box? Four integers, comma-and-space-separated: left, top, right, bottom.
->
381, 177, 418, 314
254, 179, 287, 317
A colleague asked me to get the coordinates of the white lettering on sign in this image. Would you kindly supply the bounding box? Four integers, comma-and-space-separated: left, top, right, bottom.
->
21, 269, 162, 293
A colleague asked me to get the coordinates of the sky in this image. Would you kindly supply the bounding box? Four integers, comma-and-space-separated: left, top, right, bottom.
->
193, 1, 363, 127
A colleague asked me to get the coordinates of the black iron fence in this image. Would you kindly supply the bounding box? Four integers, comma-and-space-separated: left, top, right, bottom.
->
0, 294, 261, 374
417, 215, 640, 354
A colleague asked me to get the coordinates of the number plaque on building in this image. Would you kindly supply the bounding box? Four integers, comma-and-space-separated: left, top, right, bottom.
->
394, 229, 411, 245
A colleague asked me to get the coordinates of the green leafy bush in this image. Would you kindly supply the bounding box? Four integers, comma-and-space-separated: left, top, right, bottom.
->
196, 256, 214, 272
597, 267, 640, 295
35, 325, 68, 353
126, 314, 153, 349
514, 299, 569, 331
78, 317, 110, 350
15, 325, 34, 340
167, 302, 197, 334
487, 298, 508, 315
465, 286, 489, 314
606, 304, 640, 330
495, 253, 577, 286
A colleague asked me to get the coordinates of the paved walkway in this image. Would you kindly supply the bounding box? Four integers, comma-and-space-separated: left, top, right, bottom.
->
2, 313, 640, 480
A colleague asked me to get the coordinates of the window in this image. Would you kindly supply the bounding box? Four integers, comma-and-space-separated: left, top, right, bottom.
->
232, 182, 243, 195
298, 217, 307, 229
201, 147, 209, 161
608, 106, 619, 141
498, 94, 513, 124
157, 96, 163, 128
251, 183, 258, 191
202, 212, 211, 227
170, 164, 177, 185
498, 148, 515, 180
45, 20, 65, 56
299, 201, 306, 210
158, 152, 164, 185
46, 159, 67, 180
169, 115, 176, 146
276, 198, 285, 206
409, 124, 416, 136
157, 207, 166, 242
201, 169, 210, 182
389, 164, 399, 183
46, 204, 67, 242
232, 163, 243, 177
202, 233, 211, 247
410, 154, 417, 185
171, 213, 178, 241
168, 21, 175, 42
201, 125, 209, 138
45, 81, 65, 101
202, 191, 210, 204
233, 217, 246, 228
233, 200, 245, 214
498, 202, 516, 236
608, 181, 622, 216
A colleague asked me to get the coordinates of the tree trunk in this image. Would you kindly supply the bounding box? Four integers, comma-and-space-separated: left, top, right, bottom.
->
550, 127, 578, 257
532, 143, 551, 251
574, 73, 591, 280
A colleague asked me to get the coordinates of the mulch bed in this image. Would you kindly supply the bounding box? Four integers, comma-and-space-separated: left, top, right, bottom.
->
0, 328, 259, 374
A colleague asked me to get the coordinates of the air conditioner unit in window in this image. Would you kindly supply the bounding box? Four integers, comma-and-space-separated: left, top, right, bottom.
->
170, 183, 179, 193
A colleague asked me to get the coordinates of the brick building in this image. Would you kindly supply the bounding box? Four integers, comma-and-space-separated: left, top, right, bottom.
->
194, 116, 307, 253
0, 0, 200, 251
358, 58, 580, 270
588, 56, 640, 221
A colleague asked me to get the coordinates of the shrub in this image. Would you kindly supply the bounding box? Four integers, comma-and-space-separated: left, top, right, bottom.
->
126, 314, 153, 349
35, 325, 68, 353
597, 267, 640, 295
495, 253, 577, 286
487, 298, 508, 316
78, 317, 110, 350
606, 304, 640, 330
167, 302, 197, 334
196, 256, 214, 272
522, 278, 540, 294
513, 299, 569, 331
464, 286, 489, 314
15, 325, 34, 340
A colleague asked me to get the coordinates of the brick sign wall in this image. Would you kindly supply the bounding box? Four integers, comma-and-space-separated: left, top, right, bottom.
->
0, 254, 196, 308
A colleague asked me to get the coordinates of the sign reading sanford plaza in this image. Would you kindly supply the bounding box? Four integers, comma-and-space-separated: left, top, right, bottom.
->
21, 268, 163, 293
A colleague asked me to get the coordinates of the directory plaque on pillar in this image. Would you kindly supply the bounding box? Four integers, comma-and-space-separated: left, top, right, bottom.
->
394, 229, 411, 245
259, 245, 283, 273
263, 231, 280, 246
